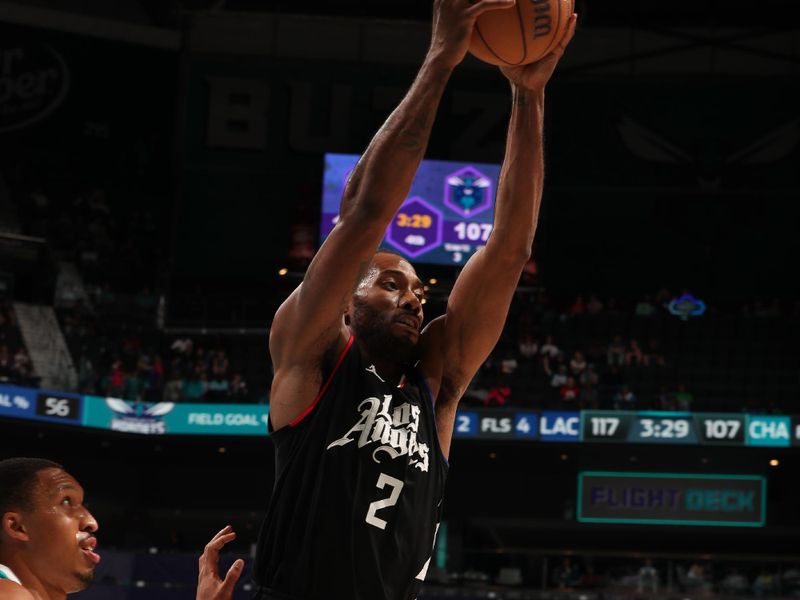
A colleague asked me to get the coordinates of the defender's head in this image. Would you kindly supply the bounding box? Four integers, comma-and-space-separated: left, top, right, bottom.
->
346, 251, 425, 362
0, 458, 100, 593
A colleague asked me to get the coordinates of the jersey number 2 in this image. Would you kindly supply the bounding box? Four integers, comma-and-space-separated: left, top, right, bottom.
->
365, 473, 404, 530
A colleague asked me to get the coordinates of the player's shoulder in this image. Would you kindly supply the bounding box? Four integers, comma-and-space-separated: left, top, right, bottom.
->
0, 579, 35, 599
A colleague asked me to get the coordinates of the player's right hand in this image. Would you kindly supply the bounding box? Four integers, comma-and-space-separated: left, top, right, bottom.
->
196, 526, 245, 600
429, 0, 516, 68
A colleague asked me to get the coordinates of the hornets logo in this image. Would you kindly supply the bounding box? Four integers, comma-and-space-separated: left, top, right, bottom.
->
444, 166, 492, 217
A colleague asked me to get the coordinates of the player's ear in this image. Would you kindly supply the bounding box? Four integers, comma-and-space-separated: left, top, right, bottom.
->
2, 511, 31, 542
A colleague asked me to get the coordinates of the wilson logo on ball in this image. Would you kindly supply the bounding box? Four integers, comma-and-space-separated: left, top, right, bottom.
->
469, 0, 573, 66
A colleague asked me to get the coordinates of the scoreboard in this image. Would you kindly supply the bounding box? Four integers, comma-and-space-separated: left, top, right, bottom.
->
321, 153, 501, 266
2, 383, 799, 446
581, 411, 793, 447
450, 409, 797, 447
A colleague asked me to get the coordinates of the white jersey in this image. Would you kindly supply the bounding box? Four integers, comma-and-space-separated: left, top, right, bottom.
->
0, 563, 21, 585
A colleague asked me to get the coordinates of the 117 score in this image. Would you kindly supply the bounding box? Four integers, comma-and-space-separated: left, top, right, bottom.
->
582, 412, 748, 445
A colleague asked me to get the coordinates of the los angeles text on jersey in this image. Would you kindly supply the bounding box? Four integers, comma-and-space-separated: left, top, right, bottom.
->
327, 394, 430, 472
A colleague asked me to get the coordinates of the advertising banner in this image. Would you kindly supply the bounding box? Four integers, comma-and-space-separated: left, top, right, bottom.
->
578, 472, 766, 527
82, 396, 269, 436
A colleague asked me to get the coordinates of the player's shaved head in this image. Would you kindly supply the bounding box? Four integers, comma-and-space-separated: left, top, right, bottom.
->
0, 457, 63, 516
357, 250, 417, 290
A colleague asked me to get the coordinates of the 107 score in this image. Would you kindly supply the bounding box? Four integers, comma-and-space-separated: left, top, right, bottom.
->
453, 221, 492, 242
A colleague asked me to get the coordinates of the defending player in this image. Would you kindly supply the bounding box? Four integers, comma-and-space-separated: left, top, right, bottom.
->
253, 0, 576, 598
0, 457, 242, 600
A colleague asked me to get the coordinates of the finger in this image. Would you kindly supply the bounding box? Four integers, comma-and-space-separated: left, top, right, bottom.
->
209, 532, 237, 551
555, 13, 578, 52
222, 559, 245, 592
209, 525, 233, 542
199, 531, 236, 576
538, 13, 577, 63
466, 0, 516, 17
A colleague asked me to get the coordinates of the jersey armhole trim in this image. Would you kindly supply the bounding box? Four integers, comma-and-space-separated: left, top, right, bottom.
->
289, 335, 355, 428
415, 370, 450, 467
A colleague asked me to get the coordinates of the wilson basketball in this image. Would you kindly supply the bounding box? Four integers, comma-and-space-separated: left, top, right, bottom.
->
469, 0, 574, 66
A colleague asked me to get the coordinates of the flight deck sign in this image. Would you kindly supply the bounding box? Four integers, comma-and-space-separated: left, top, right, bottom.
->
577, 472, 766, 527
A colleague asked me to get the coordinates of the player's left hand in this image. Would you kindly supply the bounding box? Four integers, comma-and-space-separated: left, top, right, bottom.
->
196, 526, 245, 600
500, 13, 577, 92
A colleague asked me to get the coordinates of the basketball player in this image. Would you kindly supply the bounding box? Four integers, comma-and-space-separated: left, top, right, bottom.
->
0, 457, 242, 600
252, 0, 576, 597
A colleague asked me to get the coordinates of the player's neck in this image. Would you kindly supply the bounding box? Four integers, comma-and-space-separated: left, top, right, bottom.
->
1, 556, 65, 600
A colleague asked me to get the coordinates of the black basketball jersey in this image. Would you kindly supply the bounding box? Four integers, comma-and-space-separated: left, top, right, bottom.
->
253, 336, 448, 600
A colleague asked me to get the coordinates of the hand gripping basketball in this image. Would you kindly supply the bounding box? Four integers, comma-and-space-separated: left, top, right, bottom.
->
500, 12, 577, 91
429, 0, 518, 69
469, 0, 575, 66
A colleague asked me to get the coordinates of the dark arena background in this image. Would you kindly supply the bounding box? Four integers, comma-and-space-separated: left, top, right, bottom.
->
1, 0, 799, 598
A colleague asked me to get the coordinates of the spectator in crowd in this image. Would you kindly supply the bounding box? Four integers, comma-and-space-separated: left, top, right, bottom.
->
553, 557, 582, 590
568, 295, 586, 317
657, 386, 675, 411
637, 558, 659, 593
163, 372, 184, 402
145, 354, 164, 401
559, 377, 580, 406
753, 569, 777, 597
613, 385, 637, 409
183, 372, 207, 402
0, 345, 12, 379
607, 335, 626, 366
683, 562, 710, 592
540, 335, 561, 360
720, 567, 750, 596
550, 364, 568, 389
211, 350, 229, 379
486, 379, 511, 407
604, 364, 625, 394
171, 337, 193, 356
207, 375, 230, 402
499, 351, 518, 377
625, 339, 644, 367
106, 359, 125, 397
586, 294, 603, 316
12, 349, 32, 379
579, 364, 599, 388
635, 295, 657, 317
229, 373, 249, 400
579, 381, 599, 409
517, 333, 538, 360
569, 351, 587, 377
124, 368, 146, 402
78, 356, 97, 394
643, 339, 666, 367
673, 383, 693, 411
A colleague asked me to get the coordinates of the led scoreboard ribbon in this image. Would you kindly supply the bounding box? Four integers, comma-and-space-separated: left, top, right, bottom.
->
580, 411, 795, 447
1, 383, 798, 445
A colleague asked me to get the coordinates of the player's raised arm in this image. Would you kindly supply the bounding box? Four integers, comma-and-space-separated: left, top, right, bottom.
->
424, 15, 576, 456
268, 0, 517, 429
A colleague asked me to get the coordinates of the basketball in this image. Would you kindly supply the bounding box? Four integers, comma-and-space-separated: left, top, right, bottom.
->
469, 0, 574, 66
